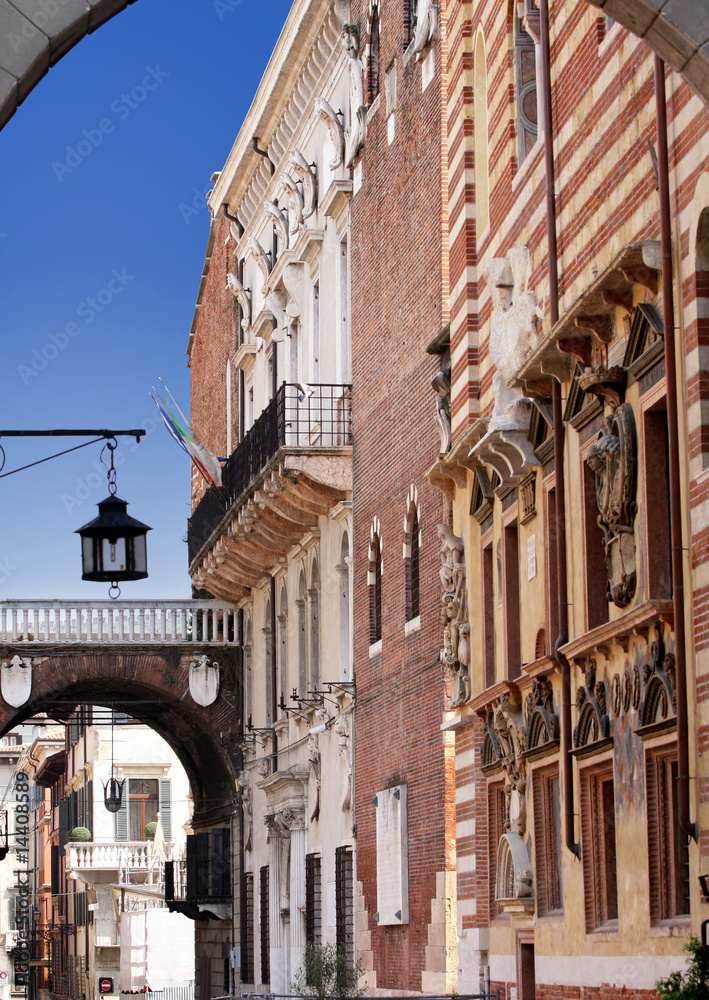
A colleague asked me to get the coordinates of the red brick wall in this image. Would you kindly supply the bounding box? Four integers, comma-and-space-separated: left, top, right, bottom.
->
349, 1, 455, 991
189, 215, 238, 509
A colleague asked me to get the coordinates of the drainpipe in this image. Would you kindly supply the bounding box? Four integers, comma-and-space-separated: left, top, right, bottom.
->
540, 0, 580, 858
654, 55, 696, 843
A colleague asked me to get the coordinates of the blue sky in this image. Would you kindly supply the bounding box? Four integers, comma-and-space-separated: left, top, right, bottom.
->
0, 0, 292, 600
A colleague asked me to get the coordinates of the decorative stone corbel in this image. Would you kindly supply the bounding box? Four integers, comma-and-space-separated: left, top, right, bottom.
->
341, 24, 366, 168
280, 172, 304, 234
282, 261, 306, 320
226, 272, 251, 333
413, 0, 439, 60
289, 149, 318, 219
1, 654, 32, 708
247, 236, 272, 295
314, 98, 345, 170
189, 654, 220, 706
263, 200, 289, 249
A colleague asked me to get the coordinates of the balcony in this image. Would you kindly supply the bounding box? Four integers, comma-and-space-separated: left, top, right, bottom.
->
65, 840, 176, 881
188, 382, 352, 600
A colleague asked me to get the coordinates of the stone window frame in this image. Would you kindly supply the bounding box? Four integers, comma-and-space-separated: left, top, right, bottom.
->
514, 2, 539, 167
403, 486, 421, 625
579, 755, 619, 936
368, 517, 383, 649
487, 778, 507, 922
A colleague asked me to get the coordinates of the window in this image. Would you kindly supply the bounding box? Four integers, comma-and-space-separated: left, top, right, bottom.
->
504, 520, 521, 680
369, 533, 383, 644
305, 853, 322, 946
129, 779, 158, 841
277, 586, 288, 719
335, 846, 354, 964
545, 488, 559, 655
339, 532, 351, 682
264, 594, 274, 726
298, 569, 308, 697
488, 782, 506, 920
646, 746, 689, 922
240, 872, 255, 984
583, 458, 608, 630
580, 764, 618, 931
515, 10, 538, 164
474, 31, 489, 236
309, 558, 321, 691
244, 615, 253, 723
483, 540, 495, 687
405, 503, 420, 622
533, 767, 563, 915
368, 6, 381, 103
644, 405, 672, 599
260, 866, 270, 985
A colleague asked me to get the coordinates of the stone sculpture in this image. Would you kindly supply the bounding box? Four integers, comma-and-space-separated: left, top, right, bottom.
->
1, 654, 32, 708
307, 733, 321, 821
289, 148, 318, 219
335, 713, 352, 812
237, 770, 253, 852
438, 525, 470, 708
314, 98, 345, 170
226, 272, 251, 333
188, 654, 220, 707
341, 24, 367, 168
413, 0, 439, 60
263, 200, 289, 250
280, 171, 304, 234
432, 366, 452, 453
247, 236, 272, 295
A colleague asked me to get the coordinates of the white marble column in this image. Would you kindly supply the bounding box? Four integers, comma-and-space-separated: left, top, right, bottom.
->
287, 808, 307, 981
266, 816, 284, 993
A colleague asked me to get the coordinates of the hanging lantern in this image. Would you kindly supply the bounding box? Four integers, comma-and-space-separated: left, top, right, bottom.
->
103, 777, 125, 814
75, 438, 151, 598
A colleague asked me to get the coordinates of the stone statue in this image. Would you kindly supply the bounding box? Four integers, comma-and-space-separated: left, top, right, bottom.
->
307, 733, 321, 822
413, 0, 439, 60
226, 271, 251, 333
438, 525, 470, 708
314, 98, 345, 170
341, 24, 367, 167
432, 366, 451, 453
280, 171, 304, 234
237, 770, 253, 852
492, 690, 527, 836
247, 236, 272, 295
263, 200, 289, 249
289, 148, 318, 219
335, 714, 352, 812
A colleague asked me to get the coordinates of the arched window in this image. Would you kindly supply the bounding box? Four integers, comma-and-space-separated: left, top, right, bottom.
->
339, 532, 351, 681
277, 585, 288, 718
515, 8, 538, 164
474, 30, 490, 236
244, 614, 253, 725
404, 493, 420, 622
368, 5, 381, 103
369, 530, 383, 645
264, 594, 274, 726
297, 570, 307, 697
309, 557, 321, 692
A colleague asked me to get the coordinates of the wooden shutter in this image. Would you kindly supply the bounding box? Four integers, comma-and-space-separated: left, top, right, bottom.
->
186, 834, 198, 900
580, 769, 596, 932
196, 831, 209, 897
260, 866, 270, 986
240, 872, 254, 984
159, 779, 172, 840
211, 828, 231, 898
51, 845, 60, 894
645, 752, 662, 924
114, 787, 128, 841
58, 799, 68, 847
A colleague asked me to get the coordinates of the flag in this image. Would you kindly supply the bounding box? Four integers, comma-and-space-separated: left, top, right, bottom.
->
152, 394, 223, 487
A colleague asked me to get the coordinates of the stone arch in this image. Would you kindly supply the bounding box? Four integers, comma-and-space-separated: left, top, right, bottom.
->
0, 650, 241, 823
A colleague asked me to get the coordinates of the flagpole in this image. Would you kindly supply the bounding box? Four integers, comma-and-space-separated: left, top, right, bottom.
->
149, 393, 214, 490
158, 377, 191, 428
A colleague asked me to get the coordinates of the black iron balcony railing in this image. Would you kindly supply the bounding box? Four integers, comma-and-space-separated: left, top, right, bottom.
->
188, 382, 352, 564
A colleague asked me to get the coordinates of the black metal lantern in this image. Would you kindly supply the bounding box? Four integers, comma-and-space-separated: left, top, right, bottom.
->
103, 777, 125, 814
76, 495, 151, 583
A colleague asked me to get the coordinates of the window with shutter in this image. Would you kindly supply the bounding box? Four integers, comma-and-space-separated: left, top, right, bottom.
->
211, 828, 231, 898
240, 872, 255, 984
580, 762, 618, 931
158, 779, 172, 840
305, 853, 322, 946
8, 895, 16, 931
532, 766, 563, 916
260, 866, 270, 986
645, 745, 689, 922
488, 782, 506, 920
114, 790, 128, 841
51, 845, 59, 895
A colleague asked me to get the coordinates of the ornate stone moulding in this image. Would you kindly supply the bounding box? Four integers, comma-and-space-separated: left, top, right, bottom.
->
495, 834, 534, 911
559, 598, 674, 663
572, 657, 612, 759
426, 424, 484, 501
512, 241, 661, 396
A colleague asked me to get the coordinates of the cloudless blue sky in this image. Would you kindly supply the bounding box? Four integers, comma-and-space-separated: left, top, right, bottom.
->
0, 0, 292, 600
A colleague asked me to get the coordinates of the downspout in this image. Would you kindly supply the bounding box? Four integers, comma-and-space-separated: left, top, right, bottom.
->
539, 0, 579, 857
270, 576, 278, 773
654, 56, 696, 842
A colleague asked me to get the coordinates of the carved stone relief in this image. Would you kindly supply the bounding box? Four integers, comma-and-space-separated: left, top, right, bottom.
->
280, 171, 304, 234
188, 654, 220, 707
438, 525, 470, 708
413, 0, 439, 60
585, 404, 637, 608
573, 658, 611, 749
237, 770, 253, 852
431, 366, 451, 454
247, 236, 272, 295
341, 24, 367, 168
314, 98, 345, 171
226, 271, 251, 333
470, 247, 543, 484
492, 690, 527, 836
289, 149, 318, 219
638, 635, 676, 728
1, 654, 32, 708
282, 262, 306, 320
335, 713, 352, 812
308, 733, 321, 821
263, 200, 289, 249
524, 677, 559, 754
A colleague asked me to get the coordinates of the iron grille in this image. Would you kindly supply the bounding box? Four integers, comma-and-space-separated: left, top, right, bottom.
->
305, 853, 322, 946
188, 383, 352, 564
240, 872, 255, 984
335, 846, 353, 963
260, 866, 270, 986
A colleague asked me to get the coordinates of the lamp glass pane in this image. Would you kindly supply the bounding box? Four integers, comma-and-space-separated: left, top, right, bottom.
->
133, 535, 147, 574
101, 537, 127, 573
81, 537, 94, 575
